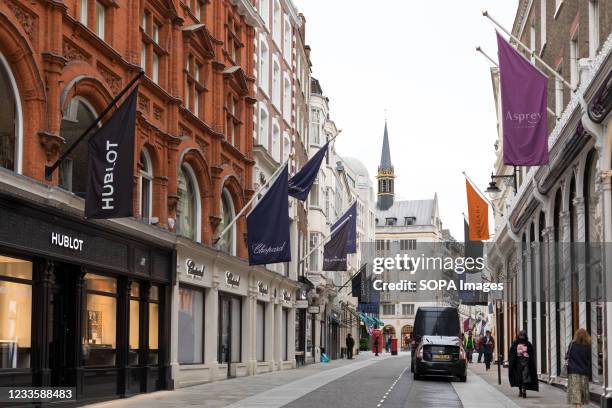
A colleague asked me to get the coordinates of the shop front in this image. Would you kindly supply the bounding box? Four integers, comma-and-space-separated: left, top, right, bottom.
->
0, 192, 174, 405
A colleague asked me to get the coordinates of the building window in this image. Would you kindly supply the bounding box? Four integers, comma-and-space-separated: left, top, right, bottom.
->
272, 59, 281, 108
273, 0, 281, 45
0, 256, 32, 369
177, 163, 201, 242
385, 217, 396, 226
140, 43, 147, 71
540, 0, 546, 51
259, 0, 269, 26
256, 302, 265, 361
152, 52, 160, 84
310, 109, 320, 145
148, 285, 160, 365
272, 122, 280, 162
225, 96, 238, 146
0, 53, 19, 172
178, 285, 204, 364
218, 189, 236, 256
128, 283, 140, 365
309, 232, 321, 270
404, 217, 416, 226
283, 132, 290, 162
59, 97, 98, 194
82, 274, 117, 367
259, 105, 269, 149
400, 239, 416, 251
139, 148, 153, 223
570, 33, 579, 87
283, 75, 291, 122
95, 1, 105, 39
80, 0, 88, 24
152, 22, 160, 43
218, 296, 242, 363
555, 72, 564, 118
382, 305, 395, 316
588, 0, 599, 58
283, 16, 291, 62
402, 304, 415, 316
309, 177, 319, 207
195, 0, 204, 21
259, 40, 269, 93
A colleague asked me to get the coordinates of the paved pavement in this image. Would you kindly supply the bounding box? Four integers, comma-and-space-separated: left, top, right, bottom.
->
84, 352, 598, 408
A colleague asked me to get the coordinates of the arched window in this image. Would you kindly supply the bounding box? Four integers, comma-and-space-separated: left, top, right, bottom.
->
0, 52, 21, 172
177, 163, 201, 242
283, 131, 290, 162
59, 97, 98, 195
140, 148, 154, 223
217, 188, 236, 255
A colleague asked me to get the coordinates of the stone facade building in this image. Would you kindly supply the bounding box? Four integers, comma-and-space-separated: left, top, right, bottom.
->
486, 0, 612, 402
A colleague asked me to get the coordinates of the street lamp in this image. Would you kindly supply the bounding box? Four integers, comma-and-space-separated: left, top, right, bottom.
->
485, 166, 519, 197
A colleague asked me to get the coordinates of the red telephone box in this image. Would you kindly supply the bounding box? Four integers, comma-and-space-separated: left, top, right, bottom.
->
391, 338, 398, 355
371, 329, 383, 354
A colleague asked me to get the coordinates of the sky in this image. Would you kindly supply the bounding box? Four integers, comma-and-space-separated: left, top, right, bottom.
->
293, 0, 519, 240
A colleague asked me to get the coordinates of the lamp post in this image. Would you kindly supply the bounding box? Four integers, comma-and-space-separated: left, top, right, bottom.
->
485, 166, 519, 197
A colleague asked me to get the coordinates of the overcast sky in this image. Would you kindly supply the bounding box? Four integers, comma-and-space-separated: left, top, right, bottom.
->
294, 0, 519, 240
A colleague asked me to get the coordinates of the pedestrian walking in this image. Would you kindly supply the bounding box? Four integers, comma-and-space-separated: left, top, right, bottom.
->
508, 330, 538, 398
386, 336, 392, 353
566, 328, 592, 408
464, 332, 475, 363
346, 333, 355, 360
482, 330, 495, 371
476, 335, 483, 363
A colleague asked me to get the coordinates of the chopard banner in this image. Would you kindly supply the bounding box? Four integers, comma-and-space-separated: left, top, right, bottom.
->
85, 88, 138, 219
247, 164, 291, 265
288, 142, 328, 201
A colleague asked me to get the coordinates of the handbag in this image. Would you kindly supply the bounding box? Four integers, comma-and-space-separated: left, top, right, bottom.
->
561, 342, 573, 377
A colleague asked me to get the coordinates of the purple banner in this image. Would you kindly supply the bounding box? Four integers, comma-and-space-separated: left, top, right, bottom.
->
497, 32, 549, 165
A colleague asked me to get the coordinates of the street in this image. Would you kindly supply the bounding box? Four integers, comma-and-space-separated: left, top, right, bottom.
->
85, 352, 597, 408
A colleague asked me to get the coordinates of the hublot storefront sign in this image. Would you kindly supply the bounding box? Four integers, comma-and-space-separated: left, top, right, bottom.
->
225, 271, 240, 288
50, 231, 84, 251
185, 258, 205, 279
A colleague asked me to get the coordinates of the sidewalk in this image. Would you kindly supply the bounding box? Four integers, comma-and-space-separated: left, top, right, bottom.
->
466, 358, 599, 408
84, 352, 391, 408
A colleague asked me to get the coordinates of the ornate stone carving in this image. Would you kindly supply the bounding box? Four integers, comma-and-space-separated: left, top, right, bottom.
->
138, 93, 150, 113
97, 63, 122, 94
179, 124, 192, 139
209, 215, 222, 231
153, 104, 163, 121
37, 131, 65, 162
5, 0, 36, 40
196, 138, 209, 158
63, 39, 90, 62
232, 163, 244, 185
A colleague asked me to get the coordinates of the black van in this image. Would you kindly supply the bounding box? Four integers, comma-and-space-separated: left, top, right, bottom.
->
410, 306, 461, 372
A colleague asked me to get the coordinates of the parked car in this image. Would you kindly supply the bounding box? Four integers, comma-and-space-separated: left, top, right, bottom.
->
410, 306, 461, 373
413, 335, 467, 382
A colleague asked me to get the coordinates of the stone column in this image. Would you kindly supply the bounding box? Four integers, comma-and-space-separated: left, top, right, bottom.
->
542, 225, 556, 378
204, 284, 219, 380
599, 174, 612, 396
274, 302, 283, 366
244, 288, 256, 376
573, 196, 588, 329
265, 298, 275, 368
287, 306, 296, 368
559, 210, 572, 366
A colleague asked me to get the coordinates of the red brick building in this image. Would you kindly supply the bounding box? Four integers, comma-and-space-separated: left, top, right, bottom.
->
0, 0, 259, 257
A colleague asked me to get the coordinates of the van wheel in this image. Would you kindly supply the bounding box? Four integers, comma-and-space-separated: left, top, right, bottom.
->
459, 375, 466, 382
413, 373, 421, 381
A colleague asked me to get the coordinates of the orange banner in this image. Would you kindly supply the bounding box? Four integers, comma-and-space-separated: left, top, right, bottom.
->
466, 180, 489, 241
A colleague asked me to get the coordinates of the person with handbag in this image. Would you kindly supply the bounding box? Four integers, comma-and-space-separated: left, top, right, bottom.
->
508, 330, 538, 398
566, 328, 592, 407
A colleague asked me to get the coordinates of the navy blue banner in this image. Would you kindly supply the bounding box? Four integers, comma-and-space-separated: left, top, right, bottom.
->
323, 219, 349, 271
332, 201, 357, 253
85, 88, 138, 219
288, 142, 328, 201
247, 165, 291, 265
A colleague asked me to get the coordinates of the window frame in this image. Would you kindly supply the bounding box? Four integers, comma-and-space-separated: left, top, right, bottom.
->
177, 162, 202, 242
139, 147, 154, 223
0, 51, 22, 174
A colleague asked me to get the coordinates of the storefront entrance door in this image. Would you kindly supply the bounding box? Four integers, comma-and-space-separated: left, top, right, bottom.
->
218, 295, 241, 378
49, 264, 81, 388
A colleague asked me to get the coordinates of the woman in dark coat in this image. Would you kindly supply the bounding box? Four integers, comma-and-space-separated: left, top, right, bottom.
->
508, 330, 538, 398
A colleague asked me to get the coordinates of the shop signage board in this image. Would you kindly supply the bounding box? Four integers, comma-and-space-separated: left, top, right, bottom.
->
185, 258, 205, 279
257, 281, 269, 296
295, 300, 308, 309
225, 271, 240, 288
308, 306, 320, 314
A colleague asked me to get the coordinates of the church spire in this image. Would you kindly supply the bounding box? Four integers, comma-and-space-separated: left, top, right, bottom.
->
377, 120, 395, 210
379, 121, 392, 172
